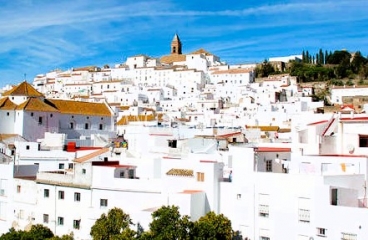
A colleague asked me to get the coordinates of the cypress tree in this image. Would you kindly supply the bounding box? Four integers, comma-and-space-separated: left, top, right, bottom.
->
325, 50, 328, 64
319, 49, 324, 64
306, 51, 310, 63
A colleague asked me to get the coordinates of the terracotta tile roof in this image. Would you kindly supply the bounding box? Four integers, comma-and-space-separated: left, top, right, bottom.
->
181, 190, 203, 194
166, 168, 194, 177
278, 128, 291, 133
255, 147, 291, 152
190, 48, 213, 56
0, 97, 17, 110
48, 99, 112, 116
2, 81, 44, 97
245, 125, 279, 131
16, 98, 59, 112
160, 54, 186, 64
215, 131, 243, 139
119, 106, 130, 110
74, 148, 109, 163
73, 66, 99, 72
116, 115, 156, 125
0, 134, 20, 141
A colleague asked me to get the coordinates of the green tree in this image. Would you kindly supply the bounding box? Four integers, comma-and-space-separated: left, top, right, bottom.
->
359, 63, 368, 79
351, 51, 368, 74
255, 60, 275, 77
326, 50, 351, 65
0, 227, 25, 240
305, 50, 310, 63
324, 50, 329, 64
146, 205, 193, 240
319, 49, 324, 65
28, 224, 54, 239
49, 233, 74, 240
90, 207, 136, 240
0, 225, 55, 240
193, 211, 233, 240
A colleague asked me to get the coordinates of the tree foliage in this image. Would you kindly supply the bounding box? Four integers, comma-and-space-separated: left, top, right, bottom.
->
193, 211, 233, 240
90, 207, 136, 240
255, 60, 275, 77
145, 205, 192, 240
290, 49, 368, 82
1, 206, 239, 240
0, 225, 63, 240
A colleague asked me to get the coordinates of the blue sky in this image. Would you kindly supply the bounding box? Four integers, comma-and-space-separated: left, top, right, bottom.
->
0, 0, 367, 87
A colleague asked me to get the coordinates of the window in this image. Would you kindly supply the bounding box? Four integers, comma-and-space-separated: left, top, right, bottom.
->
58, 217, 64, 226
259, 229, 270, 240
58, 190, 64, 200
16, 185, 21, 193
39, 117, 43, 125
82, 169, 86, 174
74, 192, 81, 202
7, 112, 10, 116
100, 199, 108, 207
128, 169, 134, 179
59, 163, 65, 169
19, 210, 24, 219
341, 232, 357, 240
359, 135, 368, 147
85, 123, 89, 129
120, 171, 125, 178
99, 124, 103, 130
70, 122, 74, 129
298, 197, 311, 223
266, 160, 272, 172
331, 188, 338, 205
44, 189, 50, 198
317, 227, 327, 237
73, 220, 81, 229
68, 163, 74, 169
43, 214, 49, 223
50, 114, 53, 118
259, 204, 269, 217
299, 209, 310, 223
26, 145, 30, 150
259, 194, 270, 217
197, 172, 205, 182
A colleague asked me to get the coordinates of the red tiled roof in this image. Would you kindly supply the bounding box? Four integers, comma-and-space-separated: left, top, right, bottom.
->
200, 160, 217, 163
255, 147, 291, 152
74, 148, 109, 163
307, 120, 328, 126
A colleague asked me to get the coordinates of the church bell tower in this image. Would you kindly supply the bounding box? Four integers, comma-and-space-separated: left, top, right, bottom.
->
171, 33, 182, 55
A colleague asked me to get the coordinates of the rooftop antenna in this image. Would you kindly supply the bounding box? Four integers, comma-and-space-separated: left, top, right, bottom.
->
24, 73, 27, 82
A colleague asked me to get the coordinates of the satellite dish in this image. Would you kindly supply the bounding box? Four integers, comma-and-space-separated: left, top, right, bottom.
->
347, 144, 355, 154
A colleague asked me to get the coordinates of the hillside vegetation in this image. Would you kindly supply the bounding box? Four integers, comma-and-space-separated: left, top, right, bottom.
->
256, 49, 368, 84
